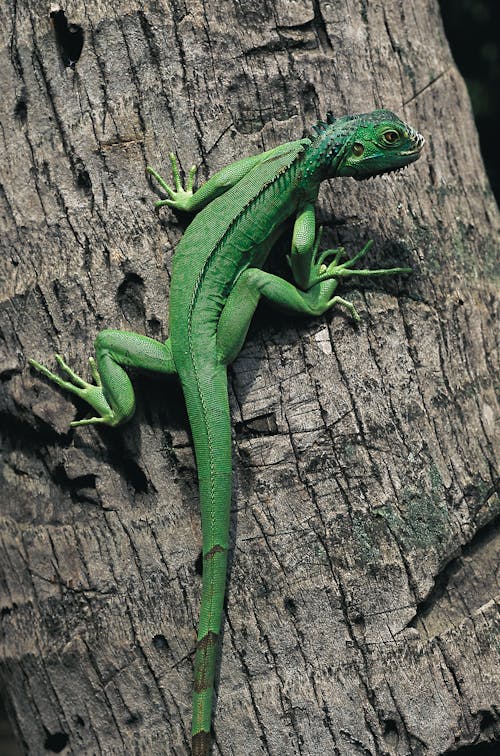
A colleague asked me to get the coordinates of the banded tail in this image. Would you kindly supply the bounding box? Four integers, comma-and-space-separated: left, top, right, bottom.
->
179, 361, 232, 755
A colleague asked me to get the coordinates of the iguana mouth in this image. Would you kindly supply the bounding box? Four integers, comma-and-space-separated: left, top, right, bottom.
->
353, 156, 420, 181
400, 131, 426, 154
354, 132, 425, 181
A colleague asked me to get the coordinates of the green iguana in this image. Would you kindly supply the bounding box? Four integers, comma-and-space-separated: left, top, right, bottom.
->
29, 109, 424, 755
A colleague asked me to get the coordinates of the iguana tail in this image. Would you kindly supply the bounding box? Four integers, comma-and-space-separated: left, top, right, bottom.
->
180, 362, 232, 756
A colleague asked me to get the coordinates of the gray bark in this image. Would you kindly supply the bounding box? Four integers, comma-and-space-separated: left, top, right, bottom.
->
0, 1, 498, 754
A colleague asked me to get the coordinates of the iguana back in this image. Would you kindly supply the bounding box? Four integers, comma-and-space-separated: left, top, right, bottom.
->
169, 137, 310, 345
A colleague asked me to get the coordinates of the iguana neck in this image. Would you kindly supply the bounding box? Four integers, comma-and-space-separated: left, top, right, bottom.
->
300, 117, 355, 182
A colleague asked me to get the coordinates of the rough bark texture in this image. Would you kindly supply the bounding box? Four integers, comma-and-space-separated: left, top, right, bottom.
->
0, 1, 498, 754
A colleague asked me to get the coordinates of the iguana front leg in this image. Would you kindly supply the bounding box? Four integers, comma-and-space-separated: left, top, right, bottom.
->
289, 202, 411, 301
147, 140, 309, 213
29, 331, 176, 427
216, 215, 412, 363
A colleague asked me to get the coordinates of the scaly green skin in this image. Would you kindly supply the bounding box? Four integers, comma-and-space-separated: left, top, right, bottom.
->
29, 109, 424, 755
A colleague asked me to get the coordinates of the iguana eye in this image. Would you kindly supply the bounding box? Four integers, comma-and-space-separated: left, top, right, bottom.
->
383, 130, 399, 144
352, 142, 364, 156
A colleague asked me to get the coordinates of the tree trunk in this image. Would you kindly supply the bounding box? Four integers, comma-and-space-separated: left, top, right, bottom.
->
0, 1, 498, 754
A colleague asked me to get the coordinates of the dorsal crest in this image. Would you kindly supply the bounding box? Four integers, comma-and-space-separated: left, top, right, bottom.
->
312, 111, 336, 136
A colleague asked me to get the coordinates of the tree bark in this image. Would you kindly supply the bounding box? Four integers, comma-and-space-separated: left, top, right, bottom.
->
0, 1, 498, 754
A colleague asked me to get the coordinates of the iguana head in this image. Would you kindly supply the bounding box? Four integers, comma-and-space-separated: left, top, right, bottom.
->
311, 109, 425, 180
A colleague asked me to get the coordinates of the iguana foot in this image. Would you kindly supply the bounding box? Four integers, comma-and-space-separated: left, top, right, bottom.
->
300, 225, 346, 270
312, 239, 412, 285
324, 295, 362, 321
287, 225, 347, 288
147, 153, 197, 211
298, 239, 412, 321
28, 354, 120, 427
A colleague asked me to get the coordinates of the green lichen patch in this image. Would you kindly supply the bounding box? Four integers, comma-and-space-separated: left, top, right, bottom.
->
373, 464, 450, 551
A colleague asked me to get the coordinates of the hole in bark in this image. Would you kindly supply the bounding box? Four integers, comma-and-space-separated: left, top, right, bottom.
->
125, 712, 143, 725
44, 731, 69, 752
75, 164, 92, 193
444, 741, 498, 756
234, 412, 278, 438
351, 612, 365, 627
384, 718, 398, 732
52, 464, 97, 502
152, 634, 169, 650
283, 596, 297, 615
117, 272, 146, 323
147, 317, 163, 337
383, 719, 399, 746
445, 743, 499, 755
14, 89, 28, 122
121, 459, 148, 493
479, 711, 495, 733
107, 448, 148, 493
194, 550, 203, 576
50, 10, 84, 68
73, 715, 84, 727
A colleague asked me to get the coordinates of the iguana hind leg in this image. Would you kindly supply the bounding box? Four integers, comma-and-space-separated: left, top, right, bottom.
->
216, 268, 358, 363
29, 331, 176, 427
